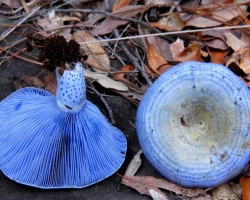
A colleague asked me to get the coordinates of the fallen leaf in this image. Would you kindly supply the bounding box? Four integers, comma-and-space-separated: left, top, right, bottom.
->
224, 32, 246, 51
14, 76, 44, 90
207, 48, 229, 64
150, 13, 186, 31
175, 42, 203, 62
119, 91, 144, 101
186, 16, 221, 28
226, 46, 250, 75
74, 30, 110, 72
1, 0, 21, 8
187, 6, 248, 28
115, 64, 135, 82
204, 38, 228, 51
212, 183, 241, 200
123, 150, 142, 178
80, 1, 107, 25
240, 176, 250, 200
92, 5, 152, 35
112, 0, 133, 12
145, 0, 173, 4
147, 187, 169, 200
146, 37, 172, 60
39, 73, 57, 95
123, 175, 209, 198
84, 70, 128, 91
147, 44, 171, 75
170, 38, 185, 60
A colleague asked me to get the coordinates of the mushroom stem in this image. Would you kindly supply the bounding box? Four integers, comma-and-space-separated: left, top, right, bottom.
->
56, 62, 86, 112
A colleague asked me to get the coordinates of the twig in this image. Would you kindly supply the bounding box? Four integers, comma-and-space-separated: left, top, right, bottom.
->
56, 8, 175, 42
0, 6, 40, 42
78, 24, 250, 45
87, 84, 116, 125
0, 46, 43, 66
113, 29, 152, 86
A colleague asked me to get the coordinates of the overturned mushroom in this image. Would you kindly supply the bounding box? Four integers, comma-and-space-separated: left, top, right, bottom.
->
136, 61, 250, 188
0, 62, 127, 188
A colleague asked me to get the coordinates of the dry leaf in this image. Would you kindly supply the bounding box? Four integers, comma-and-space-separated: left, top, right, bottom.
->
147, 187, 169, 200
207, 49, 229, 64
175, 42, 203, 62
84, 70, 128, 91
186, 16, 221, 27
1, 0, 21, 8
112, 0, 133, 12
212, 183, 241, 200
123, 150, 142, 177
74, 30, 110, 72
92, 5, 152, 35
145, 0, 173, 4
204, 39, 228, 51
146, 37, 172, 60
14, 76, 44, 90
226, 46, 250, 74
150, 13, 186, 31
39, 73, 57, 95
187, 6, 248, 28
115, 64, 135, 82
147, 44, 171, 75
170, 38, 185, 60
81, 1, 107, 25
240, 176, 250, 200
224, 32, 246, 51
123, 175, 208, 198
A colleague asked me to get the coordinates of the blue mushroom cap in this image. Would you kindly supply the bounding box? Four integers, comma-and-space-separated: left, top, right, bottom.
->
136, 61, 250, 188
0, 62, 127, 188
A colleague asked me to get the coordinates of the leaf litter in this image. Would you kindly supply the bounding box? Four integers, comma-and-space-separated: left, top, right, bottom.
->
1, 0, 250, 199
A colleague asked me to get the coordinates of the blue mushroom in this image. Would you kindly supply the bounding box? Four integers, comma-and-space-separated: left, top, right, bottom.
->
0, 62, 127, 189
136, 61, 250, 188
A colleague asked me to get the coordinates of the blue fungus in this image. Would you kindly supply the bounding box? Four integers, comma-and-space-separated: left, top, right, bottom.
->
0, 62, 127, 189
136, 61, 250, 188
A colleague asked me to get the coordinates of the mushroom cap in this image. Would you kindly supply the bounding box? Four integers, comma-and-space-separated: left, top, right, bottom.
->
136, 61, 250, 188
0, 78, 126, 188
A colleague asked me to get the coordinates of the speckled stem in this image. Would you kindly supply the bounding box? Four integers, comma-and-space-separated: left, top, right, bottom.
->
56, 62, 86, 112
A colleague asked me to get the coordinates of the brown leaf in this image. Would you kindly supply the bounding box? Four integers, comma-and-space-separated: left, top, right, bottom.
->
204, 39, 228, 51
112, 0, 133, 12
74, 30, 110, 72
39, 73, 57, 95
147, 37, 172, 60
123, 175, 208, 198
207, 49, 229, 64
123, 150, 142, 177
92, 5, 152, 35
240, 176, 250, 200
1, 0, 21, 8
150, 13, 186, 31
145, 0, 173, 4
115, 64, 135, 82
170, 38, 185, 60
224, 32, 246, 51
147, 44, 171, 75
226, 46, 250, 75
147, 187, 169, 200
14, 76, 44, 90
84, 70, 128, 91
175, 42, 203, 62
211, 183, 241, 200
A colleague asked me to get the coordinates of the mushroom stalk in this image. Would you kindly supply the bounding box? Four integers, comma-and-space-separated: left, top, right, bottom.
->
0, 62, 127, 189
